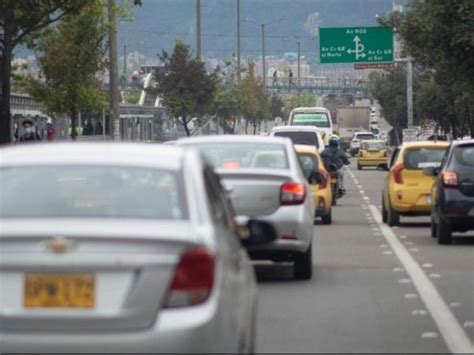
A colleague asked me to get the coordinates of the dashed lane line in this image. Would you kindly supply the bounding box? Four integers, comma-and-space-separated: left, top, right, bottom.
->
368, 204, 474, 354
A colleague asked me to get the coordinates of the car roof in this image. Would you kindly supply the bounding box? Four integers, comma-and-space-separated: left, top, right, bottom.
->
0, 142, 189, 170
360, 140, 385, 144
291, 106, 329, 113
452, 138, 474, 146
355, 131, 375, 135
177, 134, 289, 146
271, 125, 323, 133
400, 141, 450, 149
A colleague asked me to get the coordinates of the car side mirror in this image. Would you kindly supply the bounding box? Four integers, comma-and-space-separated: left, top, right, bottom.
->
234, 216, 278, 247
308, 170, 325, 185
422, 167, 439, 177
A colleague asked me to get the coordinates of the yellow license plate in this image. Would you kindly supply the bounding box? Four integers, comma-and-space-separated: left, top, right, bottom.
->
24, 273, 95, 309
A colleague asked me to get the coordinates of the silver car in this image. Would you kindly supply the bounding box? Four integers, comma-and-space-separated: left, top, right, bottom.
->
0, 143, 276, 353
178, 136, 315, 280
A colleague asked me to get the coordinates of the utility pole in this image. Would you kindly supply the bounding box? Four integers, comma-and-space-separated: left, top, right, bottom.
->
261, 24, 266, 87
297, 41, 301, 87
236, 0, 241, 85
123, 44, 127, 85
108, 0, 120, 140
406, 56, 414, 127
196, 0, 201, 59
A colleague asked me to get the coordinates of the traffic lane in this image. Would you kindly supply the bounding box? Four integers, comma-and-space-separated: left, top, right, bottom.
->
254, 169, 448, 353
351, 162, 474, 342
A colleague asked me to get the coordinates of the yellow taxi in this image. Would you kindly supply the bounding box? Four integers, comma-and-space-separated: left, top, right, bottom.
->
382, 141, 449, 226
294, 145, 333, 224
357, 140, 388, 170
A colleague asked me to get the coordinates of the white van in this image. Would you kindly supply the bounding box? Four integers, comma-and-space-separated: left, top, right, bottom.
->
288, 107, 334, 145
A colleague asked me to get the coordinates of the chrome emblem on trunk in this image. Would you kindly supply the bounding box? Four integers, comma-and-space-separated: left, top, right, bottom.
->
46, 237, 74, 253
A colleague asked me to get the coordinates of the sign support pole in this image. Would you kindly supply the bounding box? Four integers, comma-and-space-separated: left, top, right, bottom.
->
406, 56, 414, 128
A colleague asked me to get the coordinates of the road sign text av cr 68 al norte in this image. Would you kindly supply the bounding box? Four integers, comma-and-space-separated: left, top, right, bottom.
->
319, 27, 394, 64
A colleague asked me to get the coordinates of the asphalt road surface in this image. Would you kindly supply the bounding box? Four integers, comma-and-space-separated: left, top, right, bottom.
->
255, 158, 474, 353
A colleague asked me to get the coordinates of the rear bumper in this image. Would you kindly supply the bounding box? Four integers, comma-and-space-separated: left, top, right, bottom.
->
390, 188, 433, 214
358, 158, 387, 167
0, 300, 238, 353
247, 204, 313, 258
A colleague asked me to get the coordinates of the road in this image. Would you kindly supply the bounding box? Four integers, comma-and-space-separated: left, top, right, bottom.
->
255, 158, 474, 353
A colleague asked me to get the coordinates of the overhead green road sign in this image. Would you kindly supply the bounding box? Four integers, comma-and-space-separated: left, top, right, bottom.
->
319, 26, 394, 64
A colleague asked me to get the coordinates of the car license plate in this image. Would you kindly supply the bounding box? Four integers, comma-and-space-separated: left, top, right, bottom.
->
24, 273, 95, 308
426, 195, 432, 204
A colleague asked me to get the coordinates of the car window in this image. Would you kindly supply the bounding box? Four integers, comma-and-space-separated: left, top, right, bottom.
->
292, 112, 330, 128
361, 142, 385, 150
192, 143, 289, 170
0, 166, 188, 220
298, 154, 319, 179
355, 133, 375, 140
454, 144, 474, 167
274, 131, 320, 148
403, 148, 447, 170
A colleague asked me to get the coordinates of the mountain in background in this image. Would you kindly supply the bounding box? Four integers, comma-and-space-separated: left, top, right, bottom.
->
120, 0, 405, 61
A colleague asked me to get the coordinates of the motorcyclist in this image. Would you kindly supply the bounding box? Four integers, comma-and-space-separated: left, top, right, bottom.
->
321, 135, 350, 194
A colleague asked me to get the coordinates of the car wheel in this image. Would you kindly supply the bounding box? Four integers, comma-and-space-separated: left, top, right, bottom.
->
437, 219, 452, 245
321, 209, 332, 225
294, 245, 312, 280
382, 196, 388, 223
357, 163, 362, 170
387, 200, 400, 227
430, 220, 437, 238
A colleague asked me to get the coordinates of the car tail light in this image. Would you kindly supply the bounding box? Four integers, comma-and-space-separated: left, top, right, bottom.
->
442, 171, 458, 189
319, 172, 329, 189
281, 182, 306, 205
392, 163, 405, 184
163, 247, 215, 308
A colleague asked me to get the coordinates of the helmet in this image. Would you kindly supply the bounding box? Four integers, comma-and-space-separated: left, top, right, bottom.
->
328, 134, 340, 147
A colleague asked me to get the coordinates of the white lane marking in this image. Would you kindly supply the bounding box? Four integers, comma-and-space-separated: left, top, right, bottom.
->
383, 251, 394, 255
400, 235, 407, 239
429, 273, 441, 279
412, 309, 428, 316
421, 332, 439, 339
464, 321, 474, 328
399, 278, 412, 284
422, 263, 433, 268
368, 205, 474, 354
410, 248, 419, 252
393, 267, 404, 273
363, 196, 370, 200
404, 241, 414, 245
450, 302, 461, 308
405, 293, 418, 299
379, 244, 388, 248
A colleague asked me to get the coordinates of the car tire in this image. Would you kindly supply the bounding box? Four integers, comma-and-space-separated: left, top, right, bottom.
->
382, 196, 388, 223
437, 219, 452, 245
387, 200, 400, 227
321, 209, 332, 225
357, 163, 362, 170
430, 220, 437, 238
294, 245, 312, 280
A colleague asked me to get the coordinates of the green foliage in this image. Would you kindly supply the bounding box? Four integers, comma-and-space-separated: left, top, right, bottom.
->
282, 94, 317, 121
24, 1, 107, 138
270, 94, 284, 120
124, 91, 141, 105
214, 82, 241, 134
151, 41, 217, 136
241, 62, 270, 133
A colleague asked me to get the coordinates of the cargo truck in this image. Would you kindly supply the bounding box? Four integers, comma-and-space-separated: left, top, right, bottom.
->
336, 106, 371, 151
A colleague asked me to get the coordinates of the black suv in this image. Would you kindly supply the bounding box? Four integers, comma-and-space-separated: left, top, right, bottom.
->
424, 139, 474, 244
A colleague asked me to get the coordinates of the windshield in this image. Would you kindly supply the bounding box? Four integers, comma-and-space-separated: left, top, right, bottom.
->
292, 112, 330, 128
404, 148, 447, 169
274, 131, 320, 148
298, 154, 319, 179
0, 166, 187, 220
361, 141, 385, 150
191, 143, 289, 170
354, 133, 375, 141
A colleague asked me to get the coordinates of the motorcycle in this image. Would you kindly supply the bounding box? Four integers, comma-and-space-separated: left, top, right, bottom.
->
326, 163, 345, 206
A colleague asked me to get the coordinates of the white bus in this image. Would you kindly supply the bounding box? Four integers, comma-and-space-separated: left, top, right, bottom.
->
288, 107, 334, 145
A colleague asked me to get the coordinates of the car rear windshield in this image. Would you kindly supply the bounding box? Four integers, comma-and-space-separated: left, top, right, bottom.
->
0, 166, 188, 220
292, 112, 330, 128
403, 148, 447, 170
355, 134, 375, 141
454, 144, 474, 167
274, 131, 320, 148
193, 143, 289, 170
298, 154, 319, 180
361, 142, 385, 150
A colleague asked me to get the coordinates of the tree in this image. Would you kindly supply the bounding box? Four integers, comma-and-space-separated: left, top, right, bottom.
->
282, 94, 317, 122
0, 0, 86, 144
24, 1, 107, 139
270, 94, 284, 120
151, 41, 217, 136
241, 62, 269, 134
214, 82, 241, 134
